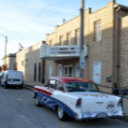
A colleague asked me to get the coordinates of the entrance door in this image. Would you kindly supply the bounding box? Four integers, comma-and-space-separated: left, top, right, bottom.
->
64, 65, 73, 77
92, 61, 102, 84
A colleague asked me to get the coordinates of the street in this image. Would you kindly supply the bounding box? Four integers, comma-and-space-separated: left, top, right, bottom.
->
0, 86, 128, 128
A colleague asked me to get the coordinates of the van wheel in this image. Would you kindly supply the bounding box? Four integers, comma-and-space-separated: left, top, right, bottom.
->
35, 96, 40, 106
4, 83, 8, 89
19, 85, 23, 89
57, 106, 67, 121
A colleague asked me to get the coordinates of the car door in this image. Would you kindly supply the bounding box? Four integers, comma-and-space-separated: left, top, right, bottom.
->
1, 72, 5, 86
0, 72, 3, 85
40, 79, 56, 108
53, 80, 66, 101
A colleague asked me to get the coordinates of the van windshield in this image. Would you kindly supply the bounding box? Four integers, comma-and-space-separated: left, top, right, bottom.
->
64, 81, 99, 92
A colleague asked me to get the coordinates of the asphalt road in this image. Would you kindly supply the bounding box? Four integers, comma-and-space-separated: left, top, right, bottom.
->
0, 86, 128, 128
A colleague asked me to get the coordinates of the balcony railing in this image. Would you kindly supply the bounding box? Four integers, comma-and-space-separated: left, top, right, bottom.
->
40, 44, 88, 60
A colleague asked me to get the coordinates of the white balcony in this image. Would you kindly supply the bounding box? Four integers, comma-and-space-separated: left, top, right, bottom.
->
40, 44, 88, 60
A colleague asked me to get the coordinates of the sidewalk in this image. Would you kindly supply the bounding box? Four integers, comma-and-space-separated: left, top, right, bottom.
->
24, 82, 43, 90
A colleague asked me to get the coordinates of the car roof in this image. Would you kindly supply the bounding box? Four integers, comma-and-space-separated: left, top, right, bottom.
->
50, 76, 94, 84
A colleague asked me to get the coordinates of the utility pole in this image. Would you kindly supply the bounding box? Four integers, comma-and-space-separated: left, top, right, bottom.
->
0, 34, 8, 65
4, 36, 8, 62
113, 0, 116, 3
79, 0, 85, 78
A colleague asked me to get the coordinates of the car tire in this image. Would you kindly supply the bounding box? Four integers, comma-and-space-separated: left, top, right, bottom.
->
4, 83, 8, 89
19, 85, 23, 89
35, 96, 41, 106
57, 106, 67, 121
1, 83, 4, 87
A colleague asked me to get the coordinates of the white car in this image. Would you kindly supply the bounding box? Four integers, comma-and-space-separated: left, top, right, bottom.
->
34, 77, 123, 120
1, 70, 23, 88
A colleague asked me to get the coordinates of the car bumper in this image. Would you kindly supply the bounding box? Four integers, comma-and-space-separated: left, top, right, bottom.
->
74, 111, 123, 120
7, 83, 23, 86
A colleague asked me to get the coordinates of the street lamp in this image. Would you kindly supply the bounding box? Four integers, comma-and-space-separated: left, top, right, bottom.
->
0, 33, 8, 65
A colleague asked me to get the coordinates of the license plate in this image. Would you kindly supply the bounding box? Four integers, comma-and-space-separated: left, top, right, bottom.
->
97, 113, 107, 118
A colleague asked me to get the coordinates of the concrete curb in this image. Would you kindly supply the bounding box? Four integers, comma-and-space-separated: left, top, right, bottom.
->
121, 116, 128, 121
23, 84, 34, 90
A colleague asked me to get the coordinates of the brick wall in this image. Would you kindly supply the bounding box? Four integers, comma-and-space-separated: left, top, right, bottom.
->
120, 16, 128, 87
16, 42, 42, 85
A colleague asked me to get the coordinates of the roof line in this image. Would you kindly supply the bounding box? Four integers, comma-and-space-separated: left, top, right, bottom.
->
114, 4, 128, 11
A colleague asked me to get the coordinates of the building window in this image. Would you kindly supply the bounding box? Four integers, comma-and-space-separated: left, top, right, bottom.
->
58, 64, 62, 76
49, 66, 53, 78
34, 63, 37, 81
76, 29, 80, 46
67, 32, 72, 46
94, 20, 101, 42
64, 65, 73, 77
42, 60, 45, 83
38, 62, 41, 82
59, 36, 64, 46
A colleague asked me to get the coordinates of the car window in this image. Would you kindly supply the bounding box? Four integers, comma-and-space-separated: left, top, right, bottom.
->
64, 81, 99, 92
48, 80, 55, 88
55, 81, 63, 91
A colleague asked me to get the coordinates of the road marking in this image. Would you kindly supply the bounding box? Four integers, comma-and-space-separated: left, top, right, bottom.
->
16, 115, 25, 118
17, 98, 22, 101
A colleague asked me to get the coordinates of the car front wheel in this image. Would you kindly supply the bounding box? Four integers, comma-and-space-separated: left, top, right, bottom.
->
57, 106, 67, 121
35, 96, 40, 106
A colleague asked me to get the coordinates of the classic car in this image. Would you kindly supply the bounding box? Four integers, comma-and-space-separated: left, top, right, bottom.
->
33, 77, 123, 120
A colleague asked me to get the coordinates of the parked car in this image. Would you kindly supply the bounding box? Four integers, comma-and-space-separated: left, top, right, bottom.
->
1, 70, 23, 88
0, 72, 4, 85
34, 77, 123, 121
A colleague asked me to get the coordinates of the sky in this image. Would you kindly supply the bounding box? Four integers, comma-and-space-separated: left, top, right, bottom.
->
0, 0, 128, 64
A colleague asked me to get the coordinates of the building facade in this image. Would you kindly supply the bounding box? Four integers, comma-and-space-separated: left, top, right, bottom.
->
1, 53, 16, 71
16, 41, 45, 86
120, 15, 128, 88
40, 1, 128, 92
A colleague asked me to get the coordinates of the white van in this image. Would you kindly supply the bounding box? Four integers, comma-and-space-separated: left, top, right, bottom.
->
1, 70, 23, 88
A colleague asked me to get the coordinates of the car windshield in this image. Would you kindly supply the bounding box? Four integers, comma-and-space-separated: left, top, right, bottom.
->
64, 81, 99, 92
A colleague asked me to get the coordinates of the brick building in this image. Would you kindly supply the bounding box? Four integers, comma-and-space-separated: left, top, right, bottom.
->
16, 41, 45, 86
120, 16, 128, 88
1, 53, 16, 71
40, 1, 128, 92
